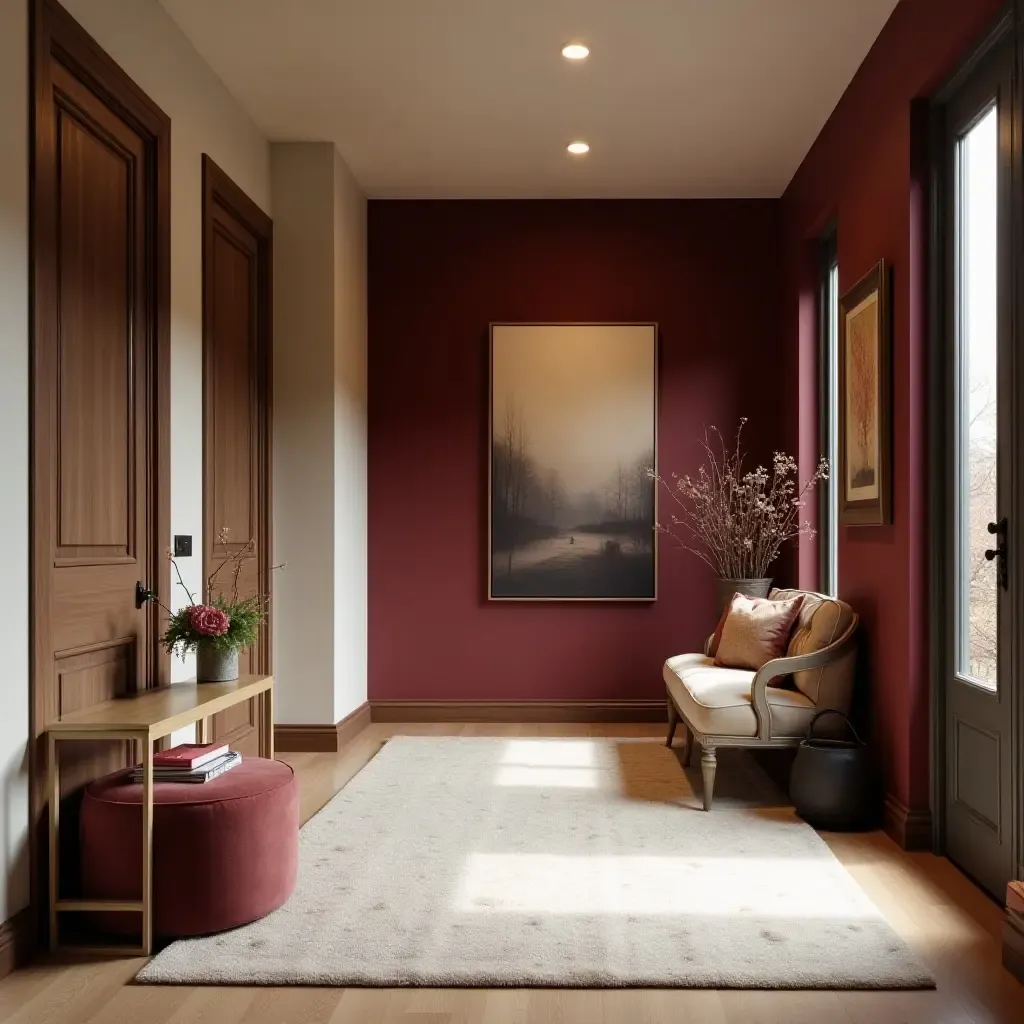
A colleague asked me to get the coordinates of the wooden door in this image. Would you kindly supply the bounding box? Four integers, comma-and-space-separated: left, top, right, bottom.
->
202, 156, 273, 756
30, 0, 170, 923
937, 30, 1018, 900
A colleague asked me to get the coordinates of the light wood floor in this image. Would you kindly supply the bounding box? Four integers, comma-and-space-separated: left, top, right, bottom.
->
1, 722, 1021, 1023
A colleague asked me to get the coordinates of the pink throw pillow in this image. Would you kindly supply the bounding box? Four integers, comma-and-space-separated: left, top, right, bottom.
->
714, 593, 805, 672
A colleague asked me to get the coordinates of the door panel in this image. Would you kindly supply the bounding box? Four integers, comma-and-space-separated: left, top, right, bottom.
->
31, 0, 170, 930
53, 642, 134, 790
212, 700, 259, 749
57, 117, 133, 553
202, 157, 273, 755
940, 33, 1017, 900
211, 229, 256, 545
952, 717, 1001, 830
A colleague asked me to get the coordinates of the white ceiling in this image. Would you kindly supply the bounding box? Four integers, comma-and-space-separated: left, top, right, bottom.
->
159, 0, 899, 199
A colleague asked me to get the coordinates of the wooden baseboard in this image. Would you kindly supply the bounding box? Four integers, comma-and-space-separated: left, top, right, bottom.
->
274, 724, 338, 752
368, 699, 667, 724
0, 907, 33, 981
279, 698, 667, 740
883, 794, 933, 851
275, 701, 372, 752
336, 701, 372, 747
1004, 907, 1024, 985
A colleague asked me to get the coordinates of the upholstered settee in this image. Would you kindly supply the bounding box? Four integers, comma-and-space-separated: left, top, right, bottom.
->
663, 587, 859, 810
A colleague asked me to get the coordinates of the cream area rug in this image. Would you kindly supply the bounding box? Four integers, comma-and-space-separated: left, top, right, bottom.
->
137, 737, 933, 989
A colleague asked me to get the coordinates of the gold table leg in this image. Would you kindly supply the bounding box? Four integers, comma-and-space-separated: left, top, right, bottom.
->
47, 733, 59, 951
261, 687, 274, 760
141, 737, 154, 955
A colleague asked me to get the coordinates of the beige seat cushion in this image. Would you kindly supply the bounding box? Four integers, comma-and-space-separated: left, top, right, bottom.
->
770, 588, 855, 702
664, 654, 816, 739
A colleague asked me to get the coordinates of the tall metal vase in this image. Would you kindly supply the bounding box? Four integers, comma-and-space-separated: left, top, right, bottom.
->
196, 642, 239, 683
715, 577, 773, 615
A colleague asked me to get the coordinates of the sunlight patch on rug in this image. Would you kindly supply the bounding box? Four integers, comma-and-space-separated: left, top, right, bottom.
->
456, 853, 881, 918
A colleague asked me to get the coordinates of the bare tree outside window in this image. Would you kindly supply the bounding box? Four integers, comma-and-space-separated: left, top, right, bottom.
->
965, 385, 997, 681
958, 106, 998, 687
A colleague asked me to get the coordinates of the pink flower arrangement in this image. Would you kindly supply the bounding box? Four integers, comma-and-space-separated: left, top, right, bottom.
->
151, 528, 284, 661
188, 604, 230, 637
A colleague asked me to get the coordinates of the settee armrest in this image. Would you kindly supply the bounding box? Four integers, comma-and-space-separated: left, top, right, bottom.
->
748, 617, 859, 740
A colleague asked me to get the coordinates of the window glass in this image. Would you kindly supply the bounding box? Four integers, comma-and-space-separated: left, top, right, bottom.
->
955, 105, 998, 688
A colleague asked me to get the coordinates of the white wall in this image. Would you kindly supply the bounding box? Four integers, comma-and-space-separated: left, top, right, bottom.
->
332, 151, 369, 722
0, 0, 271, 924
0, 0, 30, 926
273, 143, 368, 725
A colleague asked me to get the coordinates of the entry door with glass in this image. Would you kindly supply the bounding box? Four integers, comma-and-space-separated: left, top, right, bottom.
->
939, 34, 1017, 901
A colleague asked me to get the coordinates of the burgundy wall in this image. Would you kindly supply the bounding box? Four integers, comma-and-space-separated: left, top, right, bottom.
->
369, 200, 784, 701
782, 0, 1003, 812
368, 0, 1000, 811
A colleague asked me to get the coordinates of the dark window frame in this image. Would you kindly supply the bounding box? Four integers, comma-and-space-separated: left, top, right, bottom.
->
819, 227, 839, 597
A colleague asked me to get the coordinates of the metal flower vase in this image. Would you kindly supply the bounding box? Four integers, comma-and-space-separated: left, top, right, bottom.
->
714, 577, 773, 614
196, 642, 239, 683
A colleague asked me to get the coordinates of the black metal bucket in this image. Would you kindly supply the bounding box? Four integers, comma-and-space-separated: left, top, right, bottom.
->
790, 710, 879, 830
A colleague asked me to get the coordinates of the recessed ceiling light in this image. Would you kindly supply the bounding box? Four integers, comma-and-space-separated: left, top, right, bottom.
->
567, 141, 590, 155
562, 43, 589, 61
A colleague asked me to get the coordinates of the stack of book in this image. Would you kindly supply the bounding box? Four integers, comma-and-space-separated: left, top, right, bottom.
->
131, 743, 241, 784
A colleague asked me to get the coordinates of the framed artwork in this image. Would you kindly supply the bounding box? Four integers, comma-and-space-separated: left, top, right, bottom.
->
838, 260, 892, 525
488, 323, 658, 601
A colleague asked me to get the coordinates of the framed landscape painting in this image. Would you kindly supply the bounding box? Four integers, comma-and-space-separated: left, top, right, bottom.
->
488, 323, 657, 601
838, 260, 892, 525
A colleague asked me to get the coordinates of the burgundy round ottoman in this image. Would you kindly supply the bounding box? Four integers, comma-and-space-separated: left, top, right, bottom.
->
81, 756, 298, 938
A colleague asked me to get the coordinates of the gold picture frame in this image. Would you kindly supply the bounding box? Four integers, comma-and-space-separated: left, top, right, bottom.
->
488, 322, 658, 601
838, 261, 892, 526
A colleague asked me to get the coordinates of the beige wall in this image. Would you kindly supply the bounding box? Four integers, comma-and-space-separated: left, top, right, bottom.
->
0, 0, 271, 924
332, 151, 369, 722
272, 142, 368, 725
272, 143, 339, 724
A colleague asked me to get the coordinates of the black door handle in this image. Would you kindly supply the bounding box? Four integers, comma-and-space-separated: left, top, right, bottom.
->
984, 518, 1008, 590
135, 581, 156, 609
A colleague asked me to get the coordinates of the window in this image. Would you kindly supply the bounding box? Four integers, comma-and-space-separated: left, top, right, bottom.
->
955, 103, 999, 688
819, 231, 839, 596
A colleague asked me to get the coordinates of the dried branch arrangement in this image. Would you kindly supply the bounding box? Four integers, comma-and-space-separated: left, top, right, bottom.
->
649, 420, 828, 579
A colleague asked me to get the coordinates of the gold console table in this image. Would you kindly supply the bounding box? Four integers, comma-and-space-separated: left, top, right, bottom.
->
46, 674, 274, 955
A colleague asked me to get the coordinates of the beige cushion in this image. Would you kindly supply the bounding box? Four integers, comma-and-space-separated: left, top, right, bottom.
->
714, 593, 804, 671
664, 654, 816, 739
769, 588, 855, 702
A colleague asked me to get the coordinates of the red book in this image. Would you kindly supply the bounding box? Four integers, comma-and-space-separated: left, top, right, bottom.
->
153, 743, 229, 770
